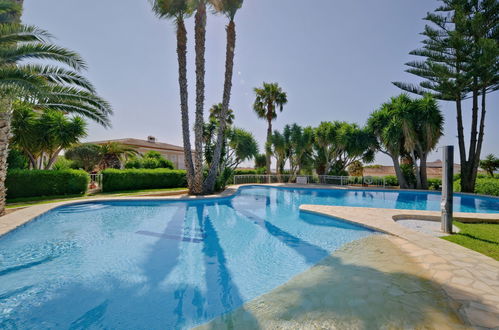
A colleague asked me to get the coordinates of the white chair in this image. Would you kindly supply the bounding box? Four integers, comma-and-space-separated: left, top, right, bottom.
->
296, 176, 308, 184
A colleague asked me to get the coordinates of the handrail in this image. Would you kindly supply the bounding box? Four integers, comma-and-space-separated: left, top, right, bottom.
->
233, 174, 386, 187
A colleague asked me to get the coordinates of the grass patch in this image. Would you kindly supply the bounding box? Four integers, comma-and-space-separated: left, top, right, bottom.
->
6, 187, 188, 209
442, 221, 499, 260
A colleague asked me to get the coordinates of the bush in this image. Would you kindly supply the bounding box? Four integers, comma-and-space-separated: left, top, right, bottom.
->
7, 149, 28, 170
233, 169, 259, 176
125, 152, 174, 170
427, 178, 442, 190
475, 178, 499, 196
102, 169, 186, 192
52, 157, 75, 170
6, 169, 89, 199
383, 175, 399, 186
454, 178, 499, 196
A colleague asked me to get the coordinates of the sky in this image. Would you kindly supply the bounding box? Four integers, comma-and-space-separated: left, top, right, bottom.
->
23, 0, 498, 166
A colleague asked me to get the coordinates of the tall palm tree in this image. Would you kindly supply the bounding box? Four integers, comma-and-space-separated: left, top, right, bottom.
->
204, 0, 244, 193
253, 82, 287, 174
192, 0, 208, 194
150, 0, 196, 193
0, 20, 112, 214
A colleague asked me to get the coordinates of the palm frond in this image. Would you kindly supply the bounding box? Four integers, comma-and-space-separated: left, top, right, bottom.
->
20, 64, 96, 92
0, 24, 52, 45
0, 43, 87, 70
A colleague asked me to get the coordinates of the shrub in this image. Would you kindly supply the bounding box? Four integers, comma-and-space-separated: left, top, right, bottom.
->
384, 175, 399, 186
427, 178, 442, 190
454, 178, 499, 196
65, 144, 102, 172
6, 169, 89, 199
475, 178, 499, 196
125, 152, 174, 170
233, 169, 259, 176
102, 169, 186, 192
52, 157, 75, 170
7, 149, 28, 170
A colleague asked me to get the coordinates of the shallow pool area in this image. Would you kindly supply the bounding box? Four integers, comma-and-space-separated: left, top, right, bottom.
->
0, 186, 498, 329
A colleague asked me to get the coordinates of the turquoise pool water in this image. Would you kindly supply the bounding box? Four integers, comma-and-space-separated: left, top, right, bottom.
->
0, 186, 497, 329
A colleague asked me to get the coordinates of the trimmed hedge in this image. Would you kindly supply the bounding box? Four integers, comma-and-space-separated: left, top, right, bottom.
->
454, 178, 499, 196
102, 169, 187, 192
6, 169, 89, 199
475, 179, 499, 196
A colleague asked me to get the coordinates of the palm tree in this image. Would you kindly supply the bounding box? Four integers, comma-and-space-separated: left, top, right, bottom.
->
204, 0, 244, 193
480, 154, 499, 178
267, 129, 290, 182
414, 95, 444, 189
288, 124, 314, 181
203, 104, 234, 168
150, 0, 196, 193
11, 105, 88, 169
99, 142, 138, 170
209, 103, 234, 125
192, 0, 208, 194
0, 20, 112, 213
367, 101, 409, 189
253, 82, 287, 174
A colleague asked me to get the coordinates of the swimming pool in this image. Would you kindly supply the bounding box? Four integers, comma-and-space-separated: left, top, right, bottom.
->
0, 186, 497, 329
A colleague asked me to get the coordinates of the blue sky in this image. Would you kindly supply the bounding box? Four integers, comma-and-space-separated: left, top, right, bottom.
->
23, 0, 498, 165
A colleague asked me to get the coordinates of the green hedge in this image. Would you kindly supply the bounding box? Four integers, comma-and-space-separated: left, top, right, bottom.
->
454, 178, 499, 196
102, 169, 187, 192
6, 169, 89, 199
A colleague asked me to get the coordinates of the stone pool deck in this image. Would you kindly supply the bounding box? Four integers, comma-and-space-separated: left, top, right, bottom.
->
196, 235, 468, 329
1, 184, 499, 329
298, 205, 499, 329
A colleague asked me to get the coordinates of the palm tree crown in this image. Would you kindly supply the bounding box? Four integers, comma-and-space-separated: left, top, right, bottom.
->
253, 82, 288, 121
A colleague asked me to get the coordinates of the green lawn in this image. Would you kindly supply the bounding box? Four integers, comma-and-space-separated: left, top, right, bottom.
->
6, 187, 188, 209
442, 221, 499, 260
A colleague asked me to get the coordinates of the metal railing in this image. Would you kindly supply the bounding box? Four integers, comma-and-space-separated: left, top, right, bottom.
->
233, 174, 386, 188
89, 173, 103, 190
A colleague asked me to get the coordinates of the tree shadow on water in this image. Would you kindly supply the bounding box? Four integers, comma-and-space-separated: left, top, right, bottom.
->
197, 200, 475, 329
0, 202, 259, 329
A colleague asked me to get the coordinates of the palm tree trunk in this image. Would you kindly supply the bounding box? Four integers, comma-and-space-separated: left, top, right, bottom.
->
391, 155, 408, 189
419, 152, 428, 190
45, 147, 63, 169
193, 1, 207, 195
176, 17, 195, 193
204, 20, 236, 193
0, 99, 12, 215
266, 117, 272, 175
411, 152, 421, 189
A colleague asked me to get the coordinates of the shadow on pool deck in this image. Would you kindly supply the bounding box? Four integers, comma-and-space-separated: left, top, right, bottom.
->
196, 235, 473, 329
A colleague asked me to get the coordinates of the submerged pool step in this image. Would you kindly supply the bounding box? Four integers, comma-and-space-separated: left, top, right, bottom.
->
57, 204, 110, 213
135, 230, 205, 243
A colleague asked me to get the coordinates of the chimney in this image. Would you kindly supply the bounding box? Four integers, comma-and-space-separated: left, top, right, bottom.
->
147, 136, 156, 143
